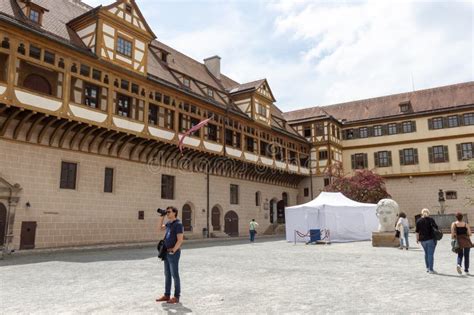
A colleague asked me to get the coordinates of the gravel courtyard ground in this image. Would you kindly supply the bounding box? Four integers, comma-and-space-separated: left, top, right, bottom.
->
1, 235, 473, 314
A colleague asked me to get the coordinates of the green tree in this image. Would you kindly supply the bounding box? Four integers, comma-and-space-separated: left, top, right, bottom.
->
324, 162, 391, 204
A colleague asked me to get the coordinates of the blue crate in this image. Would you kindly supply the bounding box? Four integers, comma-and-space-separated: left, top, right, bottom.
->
310, 229, 321, 242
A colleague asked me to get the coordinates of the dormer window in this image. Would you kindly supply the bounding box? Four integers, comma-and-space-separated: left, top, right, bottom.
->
183, 77, 190, 87
29, 9, 40, 23
117, 37, 132, 58
207, 89, 214, 97
399, 101, 412, 113
161, 51, 168, 63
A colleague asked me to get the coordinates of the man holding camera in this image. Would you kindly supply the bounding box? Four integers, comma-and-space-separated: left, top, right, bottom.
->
156, 206, 184, 304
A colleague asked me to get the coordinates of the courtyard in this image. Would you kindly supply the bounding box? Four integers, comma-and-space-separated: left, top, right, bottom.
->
0, 235, 473, 314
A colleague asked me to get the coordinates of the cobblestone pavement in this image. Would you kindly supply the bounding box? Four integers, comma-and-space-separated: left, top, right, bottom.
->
1, 235, 473, 314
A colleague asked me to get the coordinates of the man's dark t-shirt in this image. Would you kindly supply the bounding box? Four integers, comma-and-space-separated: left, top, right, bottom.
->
415, 217, 438, 242
164, 219, 184, 249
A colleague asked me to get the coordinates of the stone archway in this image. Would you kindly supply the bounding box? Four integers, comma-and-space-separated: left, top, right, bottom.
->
0, 175, 22, 257
224, 210, 239, 236
269, 198, 278, 224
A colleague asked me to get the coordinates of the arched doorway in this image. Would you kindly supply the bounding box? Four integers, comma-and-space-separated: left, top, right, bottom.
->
277, 200, 285, 224
0, 203, 6, 246
224, 210, 239, 236
269, 198, 278, 223
282, 192, 288, 207
23, 74, 52, 95
182, 204, 192, 232
211, 206, 221, 231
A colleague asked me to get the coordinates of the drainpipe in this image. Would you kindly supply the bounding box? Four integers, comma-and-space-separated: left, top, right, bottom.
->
310, 159, 314, 200
206, 164, 210, 238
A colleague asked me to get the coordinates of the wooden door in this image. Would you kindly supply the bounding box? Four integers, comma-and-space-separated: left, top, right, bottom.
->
211, 206, 221, 231
0, 203, 6, 246
20, 221, 37, 250
224, 211, 239, 236
277, 200, 286, 224
182, 204, 192, 232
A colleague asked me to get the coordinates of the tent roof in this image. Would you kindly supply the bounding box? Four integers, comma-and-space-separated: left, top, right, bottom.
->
288, 192, 376, 210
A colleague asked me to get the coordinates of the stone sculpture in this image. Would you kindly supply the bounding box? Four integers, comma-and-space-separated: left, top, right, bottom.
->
375, 199, 399, 232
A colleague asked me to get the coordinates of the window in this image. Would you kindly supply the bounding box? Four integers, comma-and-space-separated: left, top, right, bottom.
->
83, 83, 100, 109
399, 103, 410, 112
225, 129, 233, 146
44, 51, 55, 65
104, 168, 114, 193
447, 116, 459, 128
374, 151, 391, 167
351, 153, 368, 169
116, 94, 131, 117
304, 188, 309, 197
359, 127, 368, 138
207, 124, 218, 141
161, 175, 175, 199
432, 117, 443, 129
230, 184, 239, 204
255, 192, 261, 206
246, 136, 254, 152
0, 53, 8, 82
257, 103, 267, 117
463, 113, 474, 125
303, 126, 311, 138
402, 121, 415, 133
373, 125, 382, 137
148, 103, 158, 125
23, 74, 51, 95
60, 162, 77, 190
318, 150, 328, 160
29, 45, 41, 59
446, 191, 457, 200
429, 145, 449, 163
315, 123, 324, 136
207, 89, 214, 97
80, 64, 90, 77
117, 37, 132, 57
324, 178, 330, 186
183, 77, 190, 87
282, 192, 288, 207
399, 148, 418, 165
29, 9, 40, 23
388, 124, 397, 135
138, 211, 144, 220
457, 143, 473, 160
125, 3, 132, 13
345, 129, 354, 139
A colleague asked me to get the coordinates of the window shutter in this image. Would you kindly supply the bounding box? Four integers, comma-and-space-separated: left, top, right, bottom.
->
399, 150, 405, 165
363, 153, 368, 168
414, 149, 419, 164
458, 115, 464, 126
396, 123, 402, 133
428, 147, 434, 163
374, 152, 379, 167
351, 154, 355, 169
60, 162, 68, 188
411, 121, 416, 132
456, 144, 462, 161
388, 151, 392, 166
443, 146, 449, 162
443, 117, 449, 129
428, 119, 433, 130
382, 125, 388, 136
367, 127, 373, 137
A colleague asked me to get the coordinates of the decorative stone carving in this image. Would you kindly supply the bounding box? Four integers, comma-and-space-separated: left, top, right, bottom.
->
375, 199, 399, 232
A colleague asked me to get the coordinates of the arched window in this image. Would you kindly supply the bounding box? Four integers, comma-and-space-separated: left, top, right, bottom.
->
23, 73, 51, 95
282, 192, 288, 207
255, 191, 261, 206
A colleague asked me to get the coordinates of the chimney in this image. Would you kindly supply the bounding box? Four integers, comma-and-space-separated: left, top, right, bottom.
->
204, 55, 221, 80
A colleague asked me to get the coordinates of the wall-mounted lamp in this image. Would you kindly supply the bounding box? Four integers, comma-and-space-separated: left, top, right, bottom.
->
25, 201, 31, 208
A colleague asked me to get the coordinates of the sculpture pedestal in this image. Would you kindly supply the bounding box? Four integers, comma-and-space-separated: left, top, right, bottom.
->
372, 232, 399, 247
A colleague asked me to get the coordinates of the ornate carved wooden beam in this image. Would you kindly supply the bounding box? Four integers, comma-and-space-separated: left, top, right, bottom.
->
13, 111, 35, 140
139, 141, 157, 162
97, 130, 116, 154
69, 124, 89, 149
0, 104, 8, 116
86, 128, 108, 152
117, 135, 137, 157
0, 108, 21, 137
49, 120, 69, 146
26, 114, 47, 142
145, 142, 162, 162
79, 126, 98, 151
109, 133, 128, 156
38, 117, 57, 144
147, 142, 168, 163
58, 121, 77, 148
129, 138, 149, 160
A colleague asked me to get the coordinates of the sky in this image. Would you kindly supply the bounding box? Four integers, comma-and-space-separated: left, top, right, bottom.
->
84, 0, 473, 112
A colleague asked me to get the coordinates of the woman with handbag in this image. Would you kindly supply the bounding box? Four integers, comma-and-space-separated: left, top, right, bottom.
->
415, 208, 439, 274
451, 212, 472, 275
396, 212, 410, 250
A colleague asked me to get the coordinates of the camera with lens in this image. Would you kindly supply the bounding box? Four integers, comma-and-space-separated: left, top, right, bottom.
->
156, 208, 167, 216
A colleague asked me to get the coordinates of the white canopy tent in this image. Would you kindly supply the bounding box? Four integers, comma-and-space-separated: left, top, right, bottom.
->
285, 192, 378, 243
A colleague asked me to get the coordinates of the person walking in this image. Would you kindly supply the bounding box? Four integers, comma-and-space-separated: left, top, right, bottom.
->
396, 212, 410, 250
415, 208, 439, 274
156, 206, 184, 304
249, 219, 259, 242
451, 212, 472, 275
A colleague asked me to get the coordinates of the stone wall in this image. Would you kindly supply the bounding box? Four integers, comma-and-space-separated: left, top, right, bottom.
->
0, 139, 297, 249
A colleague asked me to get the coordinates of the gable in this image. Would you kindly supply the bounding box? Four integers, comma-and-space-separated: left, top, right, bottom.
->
256, 80, 276, 102
103, 0, 156, 39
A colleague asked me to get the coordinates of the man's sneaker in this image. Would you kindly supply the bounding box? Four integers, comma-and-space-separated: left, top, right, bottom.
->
156, 295, 170, 302
428, 270, 437, 274
465, 271, 470, 275
457, 265, 462, 275
167, 297, 180, 304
